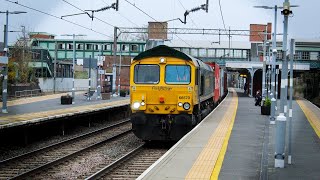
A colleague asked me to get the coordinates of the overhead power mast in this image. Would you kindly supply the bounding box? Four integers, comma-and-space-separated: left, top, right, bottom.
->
178, 0, 209, 24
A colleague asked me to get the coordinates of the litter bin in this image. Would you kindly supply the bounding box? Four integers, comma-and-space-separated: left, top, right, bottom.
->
101, 93, 111, 100
61, 95, 72, 105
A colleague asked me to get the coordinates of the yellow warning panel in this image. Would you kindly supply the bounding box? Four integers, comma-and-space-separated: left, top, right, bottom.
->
185, 89, 238, 180
297, 99, 320, 138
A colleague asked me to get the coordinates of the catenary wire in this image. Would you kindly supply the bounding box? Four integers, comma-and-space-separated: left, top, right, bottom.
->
4, 0, 112, 38
64, 0, 143, 40
62, 0, 115, 28
124, 0, 193, 47
218, 0, 227, 31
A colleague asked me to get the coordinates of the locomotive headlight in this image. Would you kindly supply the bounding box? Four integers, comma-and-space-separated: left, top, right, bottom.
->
159, 57, 166, 64
183, 102, 190, 110
141, 101, 145, 106
178, 102, 183, 107
132, 102, 141, 110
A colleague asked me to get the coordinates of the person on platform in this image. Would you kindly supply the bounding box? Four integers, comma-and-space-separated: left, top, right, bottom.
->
244, 83, 247, 94
255, 90, 262, 106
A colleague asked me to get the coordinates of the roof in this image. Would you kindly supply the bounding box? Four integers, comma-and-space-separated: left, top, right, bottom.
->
164, 40, 251, 49
29, 32, 56, 36
133, 45, 192, 61
32, 38, 146, 44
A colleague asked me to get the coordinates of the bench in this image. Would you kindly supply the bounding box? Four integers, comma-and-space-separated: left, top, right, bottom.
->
84, 90, 95, 100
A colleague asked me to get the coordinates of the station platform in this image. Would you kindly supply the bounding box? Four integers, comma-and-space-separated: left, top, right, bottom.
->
138, 88, 320, 179
0, 92, 129, 130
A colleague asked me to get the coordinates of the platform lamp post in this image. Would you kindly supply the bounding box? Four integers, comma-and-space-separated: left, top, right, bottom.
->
1, 10, 27, 113
254, 5, 280, 125
275, 1, 298, 168
61, 34, 86, 104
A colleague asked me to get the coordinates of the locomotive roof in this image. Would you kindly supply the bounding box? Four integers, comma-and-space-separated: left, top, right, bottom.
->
133, 45, 192, 61
133, 45, 212, 72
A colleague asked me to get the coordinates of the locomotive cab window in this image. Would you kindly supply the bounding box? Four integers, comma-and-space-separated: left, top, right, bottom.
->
134, 64, 160, 84
165, 65, 191, 84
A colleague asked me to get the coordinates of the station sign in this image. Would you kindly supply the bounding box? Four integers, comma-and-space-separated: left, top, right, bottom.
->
98, 69, 106, 75
0, 56, 8, 64
83, 58, 97, 68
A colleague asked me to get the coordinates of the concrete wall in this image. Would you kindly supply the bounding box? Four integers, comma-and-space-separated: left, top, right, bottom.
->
38, 72, 98, 92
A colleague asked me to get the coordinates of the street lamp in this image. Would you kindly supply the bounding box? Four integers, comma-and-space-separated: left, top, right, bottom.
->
255, 2, 298, 168
0, 10, 27, 113
254, 5, 281, 125
61, 34, 86, 104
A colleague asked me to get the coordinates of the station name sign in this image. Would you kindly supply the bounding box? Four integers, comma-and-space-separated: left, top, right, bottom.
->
0, 56, 8, 64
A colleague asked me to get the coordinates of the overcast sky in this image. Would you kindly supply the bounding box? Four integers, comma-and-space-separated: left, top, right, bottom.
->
1, 0, 319, 46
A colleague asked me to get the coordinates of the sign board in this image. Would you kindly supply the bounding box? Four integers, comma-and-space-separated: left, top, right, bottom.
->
83, 58, 98, 68
98, 69, 105, 75
0, 56, 8, 64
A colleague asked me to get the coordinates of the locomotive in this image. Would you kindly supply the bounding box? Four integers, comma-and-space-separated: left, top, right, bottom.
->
129, 45, 224, 141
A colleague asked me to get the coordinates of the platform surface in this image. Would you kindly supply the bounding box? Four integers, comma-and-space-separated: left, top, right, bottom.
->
0, 92, 129, 129
138, 88, 320, 179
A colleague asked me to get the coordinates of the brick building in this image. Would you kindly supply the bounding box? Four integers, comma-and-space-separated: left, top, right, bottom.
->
103, 55, 132, 91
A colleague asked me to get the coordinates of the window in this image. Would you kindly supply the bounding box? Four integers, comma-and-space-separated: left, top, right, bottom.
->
103, 44, 111, 51
134, 65, 160, 84
76, 43, 83, 50
216, 49, 224, 57
67, 43, 73, 50
122, 44, 129, 52
233, 50, 242, 58
294, 51, 301, 60
242, 50, 250, 58
58, 43, 65, 50
199, 49, 207, 57
277, 50, 283, 60
181, 48, 190, 55
302, 51, 310, 60
165, 65, 191, 84
190, 49, 198, 56
131, 44, 139, 52
95, 44, 100, 51
208, 49, 215, 57
86, 43, 93, 50
310, 52, 319, 60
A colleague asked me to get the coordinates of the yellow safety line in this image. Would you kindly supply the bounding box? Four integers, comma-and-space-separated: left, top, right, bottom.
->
211, 92, 238, 180
185, 89, 238, 180
1, 99, 129, 123
296, 100, 320, 138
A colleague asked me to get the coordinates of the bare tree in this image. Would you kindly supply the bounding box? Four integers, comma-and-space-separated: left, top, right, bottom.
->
8, 33, 34, 84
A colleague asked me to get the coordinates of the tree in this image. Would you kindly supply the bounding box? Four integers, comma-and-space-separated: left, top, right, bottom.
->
8, 38, 34, 84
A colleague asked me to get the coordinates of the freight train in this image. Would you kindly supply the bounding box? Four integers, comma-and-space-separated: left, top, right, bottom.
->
129, 45, 226, 141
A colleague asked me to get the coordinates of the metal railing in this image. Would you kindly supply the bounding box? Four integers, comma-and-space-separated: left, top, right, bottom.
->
13, 87, 95, 99
15, 89, 43, 98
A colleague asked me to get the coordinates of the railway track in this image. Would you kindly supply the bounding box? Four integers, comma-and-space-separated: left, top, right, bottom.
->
86, 143, 170, 179
0, 119, 132, 179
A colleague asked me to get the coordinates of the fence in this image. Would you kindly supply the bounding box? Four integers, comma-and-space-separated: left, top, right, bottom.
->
15, 89, 43, 98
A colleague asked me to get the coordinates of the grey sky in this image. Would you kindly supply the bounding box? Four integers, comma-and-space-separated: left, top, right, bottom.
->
1, 0, 319, 46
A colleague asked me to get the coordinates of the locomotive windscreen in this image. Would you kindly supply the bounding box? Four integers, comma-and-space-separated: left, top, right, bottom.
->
134, 64, 160, 84
165, 65, 191, 84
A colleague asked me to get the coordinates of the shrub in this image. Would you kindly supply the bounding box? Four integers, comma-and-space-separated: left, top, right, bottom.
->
120, 89, 126, 97
264, 97, 271, 107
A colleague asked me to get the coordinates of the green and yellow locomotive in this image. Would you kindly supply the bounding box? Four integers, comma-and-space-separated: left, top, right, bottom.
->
130, 45, 214, 141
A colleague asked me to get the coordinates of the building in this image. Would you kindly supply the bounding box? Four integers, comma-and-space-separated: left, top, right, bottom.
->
21, 26, 320, 97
